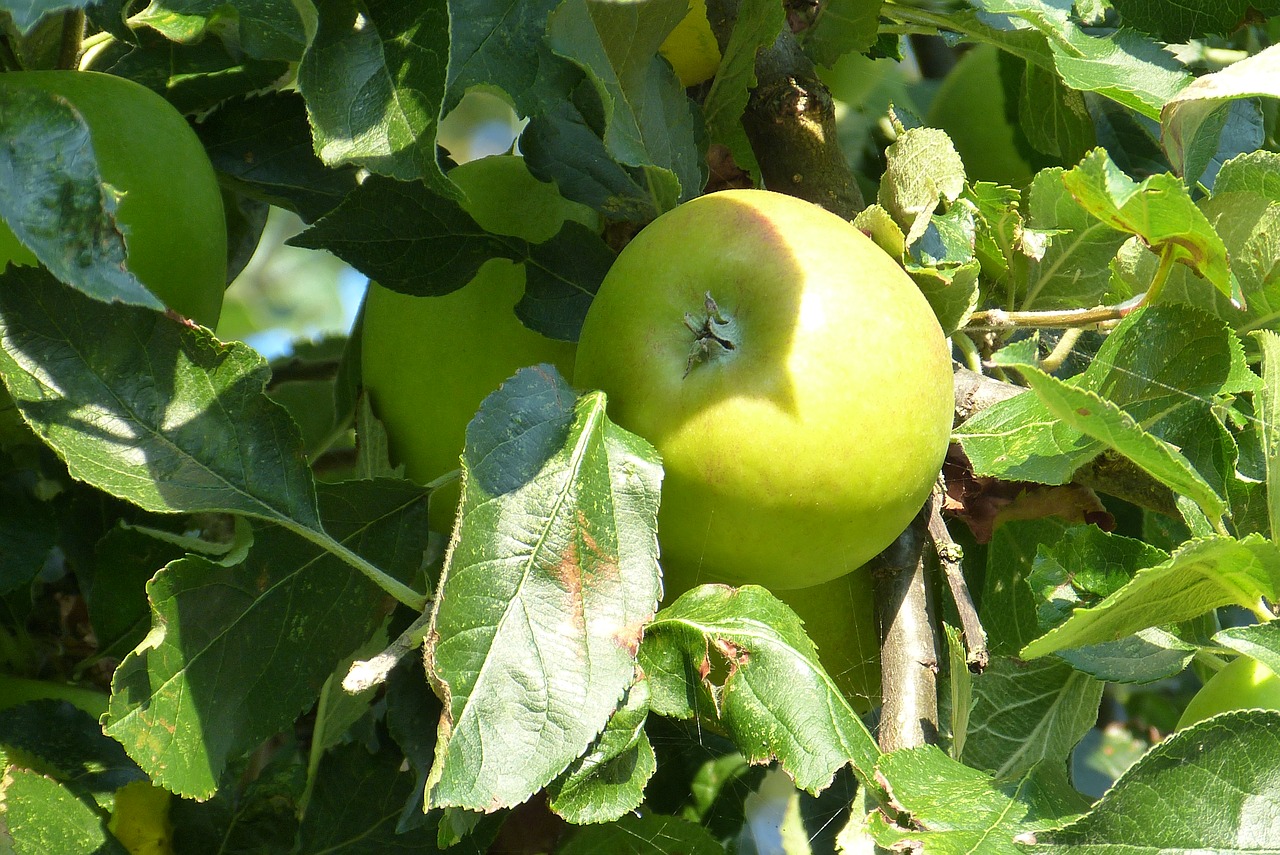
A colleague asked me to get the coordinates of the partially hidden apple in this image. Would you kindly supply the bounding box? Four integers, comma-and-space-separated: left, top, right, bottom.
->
1178, 655, 1280, 730
659, 0, 721, 87
574, 189, 954, 591
361, 155, 593, 531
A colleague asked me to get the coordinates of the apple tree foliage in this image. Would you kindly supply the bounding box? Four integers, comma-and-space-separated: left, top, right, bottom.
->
1, 0, 1280, 852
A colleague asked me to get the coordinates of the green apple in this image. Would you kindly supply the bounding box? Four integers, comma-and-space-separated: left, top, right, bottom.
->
1178, 655, 1280, 730
574, 189, 954, 590
0, 71, 226, 327
926, 46, 1034, 189
361, 155, 593, 531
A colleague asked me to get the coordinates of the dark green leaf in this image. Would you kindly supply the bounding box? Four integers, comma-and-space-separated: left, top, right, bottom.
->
1017, 62, 1095, 163
546, 0, 704, 206
198, 93, 360, 224
88, 31, 289, 116
0, 89, 162, 315
292, 176, 612, 341
297, 0, 452, 190
87, 526, 184, 660
0, 701, 144, 796
105, 480, 430, 798
558, 813, 722, 855
425, 368, 662, 812
640, 585, 880, 794
298, 739, 473, 855
802, 0, 881, 66
131, 0, 307, 61
1112, 0, 1258, 45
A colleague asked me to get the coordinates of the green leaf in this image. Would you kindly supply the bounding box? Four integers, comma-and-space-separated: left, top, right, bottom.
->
0, 89, 163, 315
1020, 534, 1280, 660
559, 813, 723, 854
86, 527, 184, 662
878, 127, 966, 244
0, 269, 319, 529
0, 766, 127, 855
292, 176, 613, 341
297, 0, 452, 190
1023, 711, 1280, 851
1214, 623, 1280, 677
958, 306, 1248, 488
197, 93, 360, 224
548, 678, 655, 824
0, 472, 55, 594
975, 1, 1192, 119
1017, 62, 1095, 163
991, 335, 1227, 521
90, 30, 290, 116
0, 701, 145, 798
703, 0, 783, 180
298, 739, 470, 855
104, 480, 430, 799
1020, 166, 1129, 310
867, 747, 1085, 852
956, 657, 1102, 780
1110, 0, 1258, 42
131, 0, 308, 61
445, 0, 558, 116
982, 519, 1074, 655
1060, 148, 1241, 305
425, 367, 662, 812
1162, 44, 1280, 188
802, 0, 881, 66
546, 0, 704, 206
639, 584, 880, 794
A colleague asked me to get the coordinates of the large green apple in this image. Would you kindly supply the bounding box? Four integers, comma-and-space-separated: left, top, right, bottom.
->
574, 189, 954, 590
361, 155, 592, 531
0, 71, 227, 327
1177, 655, 1280, 730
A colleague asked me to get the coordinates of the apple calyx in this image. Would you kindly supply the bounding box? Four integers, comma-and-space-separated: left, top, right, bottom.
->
683, 292, 740, 376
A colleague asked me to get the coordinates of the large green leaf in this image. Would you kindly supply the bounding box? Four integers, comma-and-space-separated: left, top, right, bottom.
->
425, 367, 662, 812
105, 480, 430, 798
1024, 711, 1280, 851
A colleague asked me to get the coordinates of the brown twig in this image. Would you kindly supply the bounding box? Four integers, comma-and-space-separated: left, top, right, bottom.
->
704, 0, 864, 218
870, 502, 937, 752
927, 483, 987, 672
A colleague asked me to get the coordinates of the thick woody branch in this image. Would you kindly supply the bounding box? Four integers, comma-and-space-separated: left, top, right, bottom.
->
704, 0, 864, 218
871, 503, 937, 752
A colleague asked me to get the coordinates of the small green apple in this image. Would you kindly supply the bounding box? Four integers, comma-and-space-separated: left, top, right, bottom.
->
1178, 655, 1280, 730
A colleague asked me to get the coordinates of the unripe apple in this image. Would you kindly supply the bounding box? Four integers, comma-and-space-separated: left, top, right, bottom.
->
574, 189, 954, 590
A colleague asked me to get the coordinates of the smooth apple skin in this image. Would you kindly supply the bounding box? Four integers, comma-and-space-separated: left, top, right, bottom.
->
1177, 656, 1280, 730
574, 189, 954, 590
361, 155, 588, 532
777, 572, 880, 712
0, 71, 226, 327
